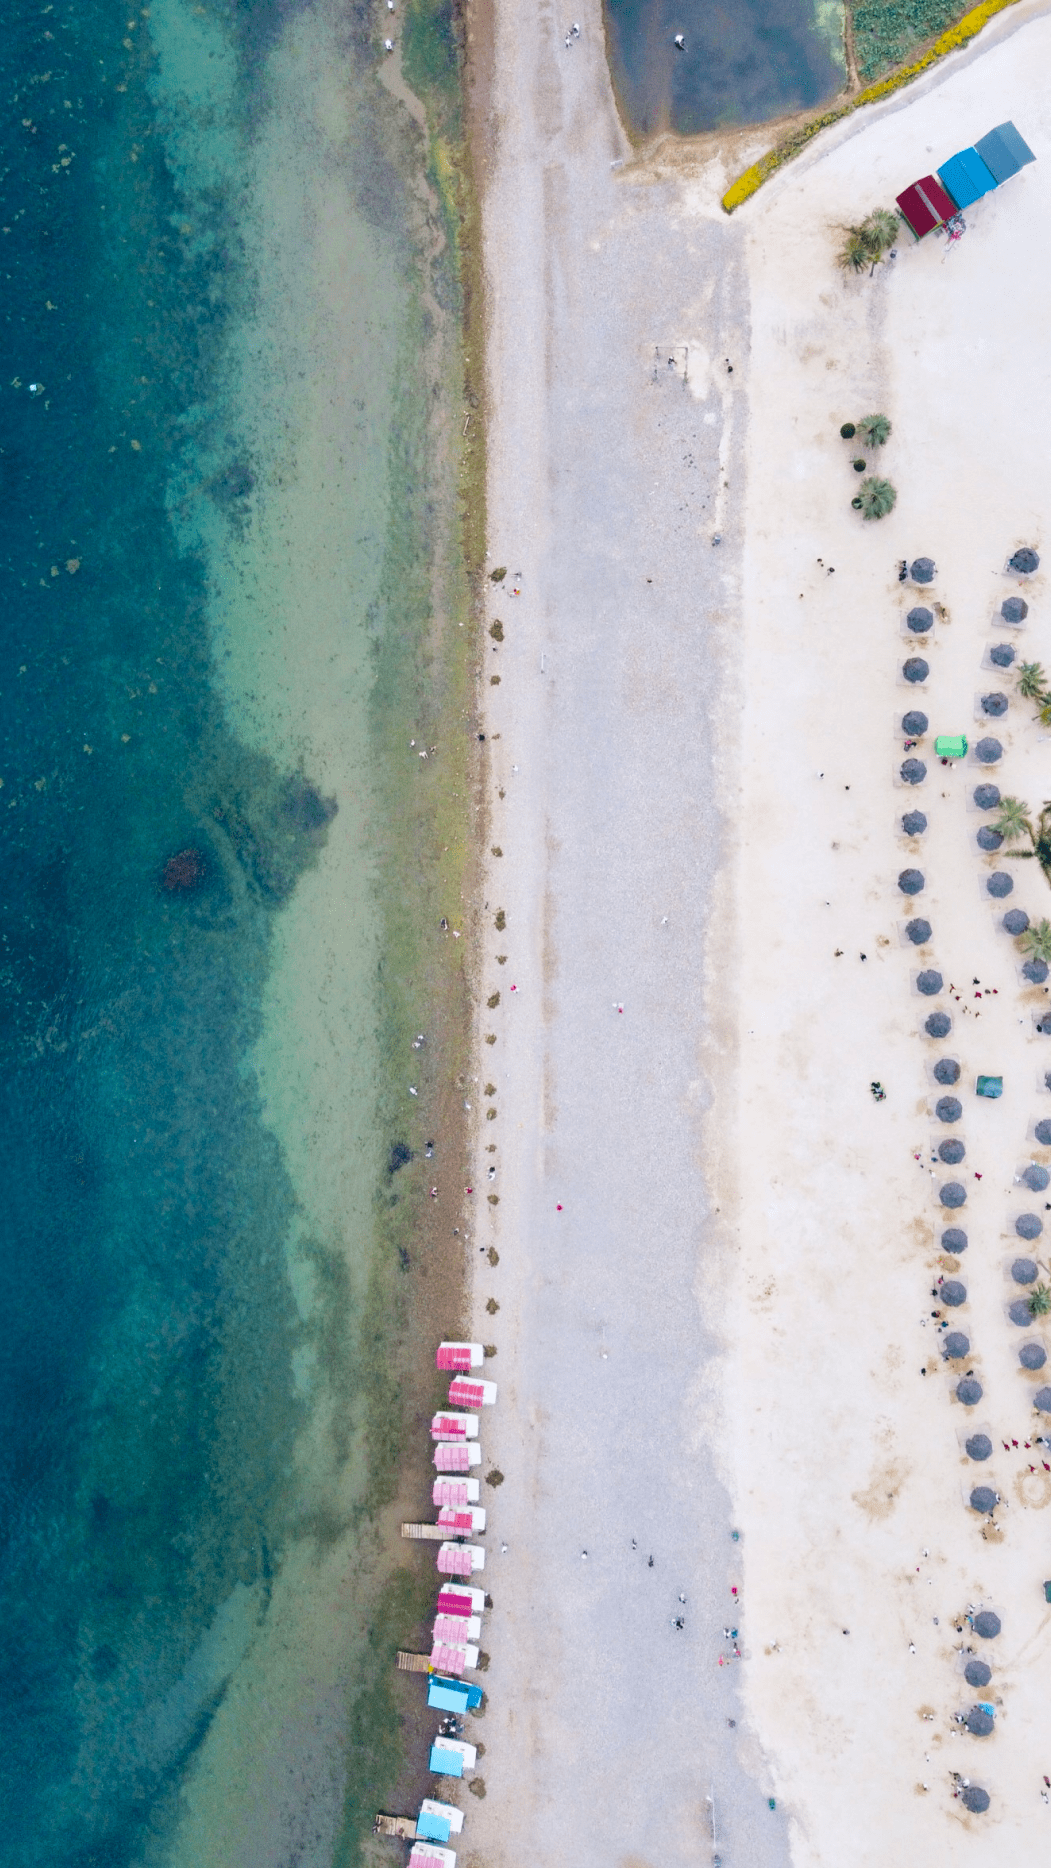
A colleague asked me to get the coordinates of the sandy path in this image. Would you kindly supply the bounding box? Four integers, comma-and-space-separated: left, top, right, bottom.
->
463, 3, 1051, 1865
464, 3, 788, 1863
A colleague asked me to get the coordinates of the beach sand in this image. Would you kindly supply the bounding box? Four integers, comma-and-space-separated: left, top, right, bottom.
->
465, 0, 1051, 1861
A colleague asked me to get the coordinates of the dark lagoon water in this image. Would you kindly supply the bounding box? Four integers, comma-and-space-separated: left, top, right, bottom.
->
0, 1, 457, 1861
604, 0, 847, 136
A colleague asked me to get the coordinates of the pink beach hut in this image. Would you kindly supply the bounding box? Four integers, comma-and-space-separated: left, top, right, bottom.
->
432, 1443, 481, 1472
436, 1342, 483, 1372
436, 1585, 485, 1618
431, 1477, 480, 1508
433, 1612, 482, 1643
428, 1639, 479, 1675
430, 1411, 479, 1441
437, 1506, 486, 1535
437, 1541, 485, 1576
447, 1377, 497, 1408
409, 1846, 456, 1868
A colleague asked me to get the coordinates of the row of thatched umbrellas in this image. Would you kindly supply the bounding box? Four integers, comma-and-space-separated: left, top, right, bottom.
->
898, 549, 1042, 1810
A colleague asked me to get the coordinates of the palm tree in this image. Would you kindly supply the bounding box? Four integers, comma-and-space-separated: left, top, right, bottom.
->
1020, 919, 1051, 965
863, 208, 900, 255
995, 796, 1034, 844
853, 477, 896, 520
1018, 661, 1047, 701
836, 226, 870, 274
1038, 696, 1051, 729
1028, 1282, 1051, 1318
1001, 802, 1051, 890
857, 415, 892, 448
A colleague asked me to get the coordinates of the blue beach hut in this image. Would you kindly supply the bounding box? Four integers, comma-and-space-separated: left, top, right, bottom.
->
939, 146, 997, 209
416, 1809, 452, 1843
429, 1743, 463, 1777
426, 1674, 483, 1713
976, 121, 1036, 183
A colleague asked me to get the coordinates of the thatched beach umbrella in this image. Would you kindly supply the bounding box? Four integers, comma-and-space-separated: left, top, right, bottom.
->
977, 826, 1003, 851
902, 811, 927, 836
966, 1434, 993, 1461
1033, 1385, 1051, 1413
1001, 596, 1028, 622
939, 1138, 965, 1164
902, 710, 929, 735
968, 1486, 997, 1514
961, 1785, 990, 1813
942, 1227, 968, 1254
906, 606, 934, 634
1003, 909, 1029, 935
973, 783, 1001, 810
1012, 1257, 1039, 1284
1009, 547, 1039, 573
956, 1377, 983, 1406
973, 1611, 1000, 1638
899, 868, 925, 895
918, 970, 943, 996
901, 758, 927, 785
925, 1010, 951, 1037
936, 1096, 963, 1124
981, 692, 1008, 717
1024, 959, 1050, 983
989, 642, 1016, 667
941, 1278, 967, 1303
940, 1185, 967, 1211
1023, 1163, 1050, 1191
1035, 1119, 1051, 1146
934, 1058, 960, 1085
965, 1658, 992, 1687
975, 738, 1004, 764
907, 918, 932, 944
911, 557, 936, 583
966, 1707, 994, 1736
1020, 1342, 1047, 1370
944, 1330, 970, 1358
1016, 1212, 1043, 1239
903, 656, 929, 683
1009, 1298, 1034, 1325
987, 872, 1014, 898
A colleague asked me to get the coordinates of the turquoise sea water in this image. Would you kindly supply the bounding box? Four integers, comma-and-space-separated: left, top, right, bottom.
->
0, 2, 456, 1861
604, 0, 847, 136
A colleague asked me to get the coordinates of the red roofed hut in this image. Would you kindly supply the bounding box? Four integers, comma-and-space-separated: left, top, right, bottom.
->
896, 174, 957, 238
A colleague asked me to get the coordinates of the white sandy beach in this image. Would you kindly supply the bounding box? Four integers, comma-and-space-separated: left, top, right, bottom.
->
463, 1, 1051, 1862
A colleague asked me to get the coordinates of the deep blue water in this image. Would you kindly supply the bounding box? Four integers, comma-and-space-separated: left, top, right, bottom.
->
0, 4, 371, 1859
604, 0, 846, 136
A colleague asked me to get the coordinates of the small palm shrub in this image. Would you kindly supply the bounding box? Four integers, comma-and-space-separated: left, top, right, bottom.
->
857, 414, 892, 448
995, 796, 1033, 843
1017, 661, 1047, 701
1020, 919, 1051, 965
837, 209, 899, 274
852, 477, 896, 520
1028, 1282, 1051, 1318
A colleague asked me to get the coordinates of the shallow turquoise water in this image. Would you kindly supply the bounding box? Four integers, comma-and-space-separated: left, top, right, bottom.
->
604, 0, 846, 135
0, 2, 440, 1860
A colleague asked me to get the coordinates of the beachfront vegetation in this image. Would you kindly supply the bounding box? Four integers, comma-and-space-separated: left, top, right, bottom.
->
1018, 661, 1047, 700
997, 798, 1051, 890
721, 0, 1023, 213
1020, 919, 1051, 965
852, 476, 897, 519
996, 796, 1034, 843
836, 210, 898, 275
1028, 1282, 1051, 1317
857, 414, 892, 448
